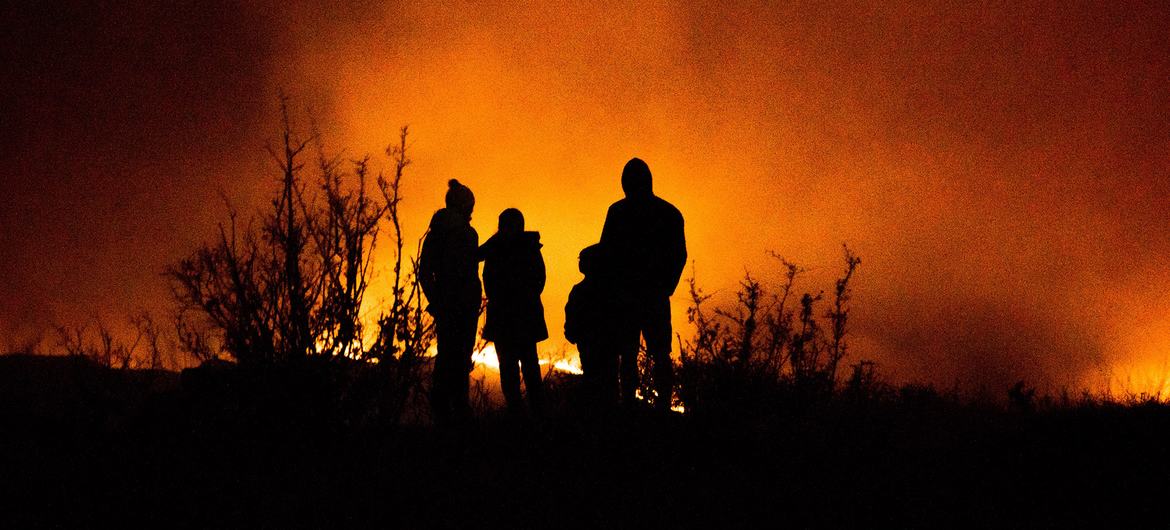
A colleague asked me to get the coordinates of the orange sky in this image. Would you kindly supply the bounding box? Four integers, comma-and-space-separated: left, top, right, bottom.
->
3, 1, 1169, 392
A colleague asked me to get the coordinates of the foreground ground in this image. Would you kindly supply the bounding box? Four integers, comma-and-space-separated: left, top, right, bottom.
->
1, 354, 1167, 528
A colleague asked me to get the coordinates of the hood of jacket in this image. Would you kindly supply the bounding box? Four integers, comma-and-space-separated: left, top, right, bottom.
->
480, 231, 541, 259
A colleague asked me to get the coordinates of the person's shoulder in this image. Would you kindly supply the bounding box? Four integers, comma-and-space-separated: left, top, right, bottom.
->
567, 281, 587, 303
652, 195, 683, 219
479, 232, 500, 255
427, 208, 447, 229
607, 197, 633, 212
522, 231, 542, 251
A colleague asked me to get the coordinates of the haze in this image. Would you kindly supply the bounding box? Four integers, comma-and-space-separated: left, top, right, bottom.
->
3, 1, 1168, 393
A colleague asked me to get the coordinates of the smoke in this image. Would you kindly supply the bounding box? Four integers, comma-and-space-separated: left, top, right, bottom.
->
3, 1, 1169, 390
0, 0, 276, 337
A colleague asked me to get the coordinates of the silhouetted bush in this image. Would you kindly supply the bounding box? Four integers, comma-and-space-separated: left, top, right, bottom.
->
677, 245, 863, 414
53, 311, 169, 370
166, 97, 432, 424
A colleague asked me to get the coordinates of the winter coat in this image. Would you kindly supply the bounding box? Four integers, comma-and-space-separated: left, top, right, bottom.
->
479, 231, 549, 344
419, 208, 482, 319
600, 194, 687, 299
564, 278, 612, 347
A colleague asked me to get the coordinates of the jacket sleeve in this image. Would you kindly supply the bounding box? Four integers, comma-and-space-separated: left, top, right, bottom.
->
665, 211, 687, 296
534, 249, 546, 296
461, 228, 480, 297
600, 203, 619, 245
418, 228, 439, 305
564, 288, 581, 344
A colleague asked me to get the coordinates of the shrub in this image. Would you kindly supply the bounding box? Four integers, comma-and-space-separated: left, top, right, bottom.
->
167, 97, 432, 424
678, 245, 863, 413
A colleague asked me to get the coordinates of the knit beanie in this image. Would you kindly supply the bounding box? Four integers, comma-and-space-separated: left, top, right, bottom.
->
445, 179, 475, 216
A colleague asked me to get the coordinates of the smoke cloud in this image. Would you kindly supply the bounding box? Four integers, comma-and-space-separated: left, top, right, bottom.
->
3, 1, 1168, 391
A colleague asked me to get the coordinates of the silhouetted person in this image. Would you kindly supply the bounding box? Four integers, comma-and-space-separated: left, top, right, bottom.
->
565, 243, 619, 407
600, 158, 687, 411
479, 208, 548, 416
419, 179, 482, 424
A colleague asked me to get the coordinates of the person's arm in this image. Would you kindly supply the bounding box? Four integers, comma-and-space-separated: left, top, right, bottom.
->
600, 203, 619, 245
418, 229, 438, 303
418, 211, 448, 308
454, 228, 473, 269
462, 227, 480, 291
534, 249, 547, 296
475, 242, 488, 262
564, 289, 580, 344
665, 212, 687, 296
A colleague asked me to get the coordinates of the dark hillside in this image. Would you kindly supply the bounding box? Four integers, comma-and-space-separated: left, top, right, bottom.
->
1, 354, 1168, 528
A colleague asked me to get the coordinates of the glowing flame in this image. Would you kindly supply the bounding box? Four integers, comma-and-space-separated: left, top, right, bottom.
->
471, 343, 583, 375
1105, 357, 1170, 400
471, 344, 500, 371
469, 343, 685, 412
634, 389, 687, 414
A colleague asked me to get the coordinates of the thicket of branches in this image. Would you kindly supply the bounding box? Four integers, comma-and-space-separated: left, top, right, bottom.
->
166, 98, 432, 419
677, 246, 864, 412
51, 312, 169, 371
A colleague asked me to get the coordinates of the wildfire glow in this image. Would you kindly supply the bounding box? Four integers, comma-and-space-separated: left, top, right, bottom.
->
5, 1, 1169, 399
310, 1, 1170, 395
1103, 359, 1170, 400
471, 343, 584, 376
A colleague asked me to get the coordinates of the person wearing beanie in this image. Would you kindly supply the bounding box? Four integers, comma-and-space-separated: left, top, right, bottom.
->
419, 179, 482, 423
479, 208, 548, 416
599, 158, 687, 412
445, 179, 475, 219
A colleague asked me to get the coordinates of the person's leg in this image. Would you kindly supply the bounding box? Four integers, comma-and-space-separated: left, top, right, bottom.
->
578, 342, 594, 395
578, 343, 596, 406
449, 312, 478, 419
650, 349, 673, 411
431, 317, 454, 423
594, 341, 619, 409
618, 337, 640, 407
645, 296, 674, 412
517, 341, 544, 415
495, 341, 523, 412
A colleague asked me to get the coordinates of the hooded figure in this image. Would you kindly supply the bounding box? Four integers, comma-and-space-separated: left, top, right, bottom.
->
479, 208, 547, 414
419, 179, 481, 423
600, 158, 687, 411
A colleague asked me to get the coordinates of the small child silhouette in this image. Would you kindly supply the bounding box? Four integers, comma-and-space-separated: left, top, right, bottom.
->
565, 243, 618, 407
